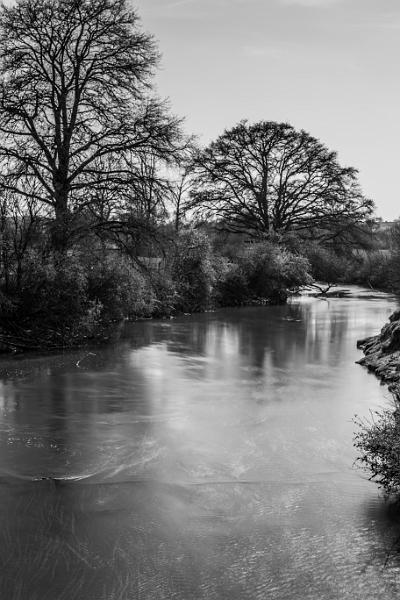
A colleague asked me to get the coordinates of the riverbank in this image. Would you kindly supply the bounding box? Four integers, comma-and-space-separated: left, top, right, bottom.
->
355, 307, 400, 500
357, 309, 400, 397
0, 283, 389, 356
0, 292, 293, 355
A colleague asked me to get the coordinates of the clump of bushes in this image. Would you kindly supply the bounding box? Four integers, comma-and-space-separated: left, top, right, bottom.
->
354, 406, 400, 498
147, 270, 176, 318
304, 244, 350, 283
214, 241, 312, 306
302, 238, 400, 291
245, 242, 312, 302
0, 229, 314, 351
0, 249, 157, 348
213, 261, 249, 306
11, 250, 94, 342
169, 229, 215, 312
86, 256, 153, 322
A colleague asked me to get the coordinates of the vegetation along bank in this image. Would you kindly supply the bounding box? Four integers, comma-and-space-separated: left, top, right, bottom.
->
355, 310, 400, 499
1, 0, 400, 354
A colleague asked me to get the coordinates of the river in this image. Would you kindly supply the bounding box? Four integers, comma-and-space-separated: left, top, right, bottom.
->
0, 286, 399, 599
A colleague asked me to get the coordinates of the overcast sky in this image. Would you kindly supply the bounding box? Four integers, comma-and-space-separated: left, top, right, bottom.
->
134, 0, 400, 220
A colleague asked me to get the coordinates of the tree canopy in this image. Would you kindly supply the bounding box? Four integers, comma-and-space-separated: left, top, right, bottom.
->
0, 0, 183, 248
189, 120, 374, 239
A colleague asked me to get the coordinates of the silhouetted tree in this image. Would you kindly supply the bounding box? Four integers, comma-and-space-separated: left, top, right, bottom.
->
0, 0, 183, 249
167, 166, 193, 231
189, 120, 373, 238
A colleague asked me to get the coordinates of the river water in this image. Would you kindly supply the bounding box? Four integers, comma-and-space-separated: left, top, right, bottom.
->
0, 287, 400, 599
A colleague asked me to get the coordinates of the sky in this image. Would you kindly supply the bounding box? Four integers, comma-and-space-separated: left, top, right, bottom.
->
133, 0, 400, 221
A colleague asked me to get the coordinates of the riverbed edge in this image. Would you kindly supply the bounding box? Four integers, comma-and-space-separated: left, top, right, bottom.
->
357, 309, 400, 398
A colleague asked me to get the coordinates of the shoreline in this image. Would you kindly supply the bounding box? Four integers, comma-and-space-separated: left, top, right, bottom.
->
0, 293, 291, 356
0, 285, 394, 358
357, 309, 400, 398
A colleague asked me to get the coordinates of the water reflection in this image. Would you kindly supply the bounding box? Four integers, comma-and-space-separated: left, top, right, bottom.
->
0, 290, 399, 599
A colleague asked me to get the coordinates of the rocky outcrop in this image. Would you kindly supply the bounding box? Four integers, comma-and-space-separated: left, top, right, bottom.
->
357, 309, 400, 398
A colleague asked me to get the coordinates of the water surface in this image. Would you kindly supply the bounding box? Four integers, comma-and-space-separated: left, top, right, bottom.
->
0, 287, 399, 599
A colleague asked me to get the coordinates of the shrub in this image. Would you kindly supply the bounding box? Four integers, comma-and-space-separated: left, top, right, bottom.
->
214, 262, 249, 307
0, 250, 97, 345
304, 244, 349, 283
170, 229, 215, 312
0, 250, 159, 347
17, 250, 89, 329
213, 241, 312, 306
147, 270, 177, 317
242, 242, 312, 303
86, 256, 152, 321
348, 251, 392, 289
303, 242, 396, 290
354, 406, 400, 498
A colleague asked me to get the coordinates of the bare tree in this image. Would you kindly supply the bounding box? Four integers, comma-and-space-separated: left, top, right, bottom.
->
189, 120, 374, 239
167, 167, 192, 232
0, 0, 183, 249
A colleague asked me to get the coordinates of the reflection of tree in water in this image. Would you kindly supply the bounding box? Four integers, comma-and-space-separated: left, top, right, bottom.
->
2, 302, 341, 489
0, 297, 374, 482
301, 301, 350, 367
0, 300, 357, 438
139, 302, 351, 375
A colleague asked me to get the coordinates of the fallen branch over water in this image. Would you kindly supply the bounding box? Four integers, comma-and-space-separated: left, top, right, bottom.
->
306, 282, 337, 295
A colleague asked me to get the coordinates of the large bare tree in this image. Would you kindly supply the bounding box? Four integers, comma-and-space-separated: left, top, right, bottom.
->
0, 0, 183, 249
189, 120, 374, 239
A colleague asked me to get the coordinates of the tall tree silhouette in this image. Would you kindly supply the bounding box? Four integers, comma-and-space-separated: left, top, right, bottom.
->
190, 120, 373, 239
0, 0, 183, 249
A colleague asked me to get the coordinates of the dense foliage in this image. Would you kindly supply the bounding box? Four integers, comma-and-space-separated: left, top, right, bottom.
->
354, 408, 400, 498
214, 242, 311, 306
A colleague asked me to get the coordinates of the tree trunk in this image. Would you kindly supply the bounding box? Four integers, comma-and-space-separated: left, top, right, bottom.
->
257, 172, 270, 233
52, 184, 71, 252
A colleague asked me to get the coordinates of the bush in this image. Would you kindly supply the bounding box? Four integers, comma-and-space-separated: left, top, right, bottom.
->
0, 249, 161, 347
17, 250, 89, 328
242, 242, 312, 303
0, 250, 98, 345
213, 241, 312, 306
147, 270, 177, 318
304, 244, 350, 283
214, 262, 249, 307
354, 407, 400, 498
303, 242, 396, 290
86, 256, 152, 321
347, 251, 393, 289
170, 229, 215, 312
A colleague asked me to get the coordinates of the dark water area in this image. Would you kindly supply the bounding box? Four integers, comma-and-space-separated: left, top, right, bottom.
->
1, 286, 400, 599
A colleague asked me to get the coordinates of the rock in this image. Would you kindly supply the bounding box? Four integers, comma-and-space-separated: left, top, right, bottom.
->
390, 310, 400, 323
357, 310, 400, 386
